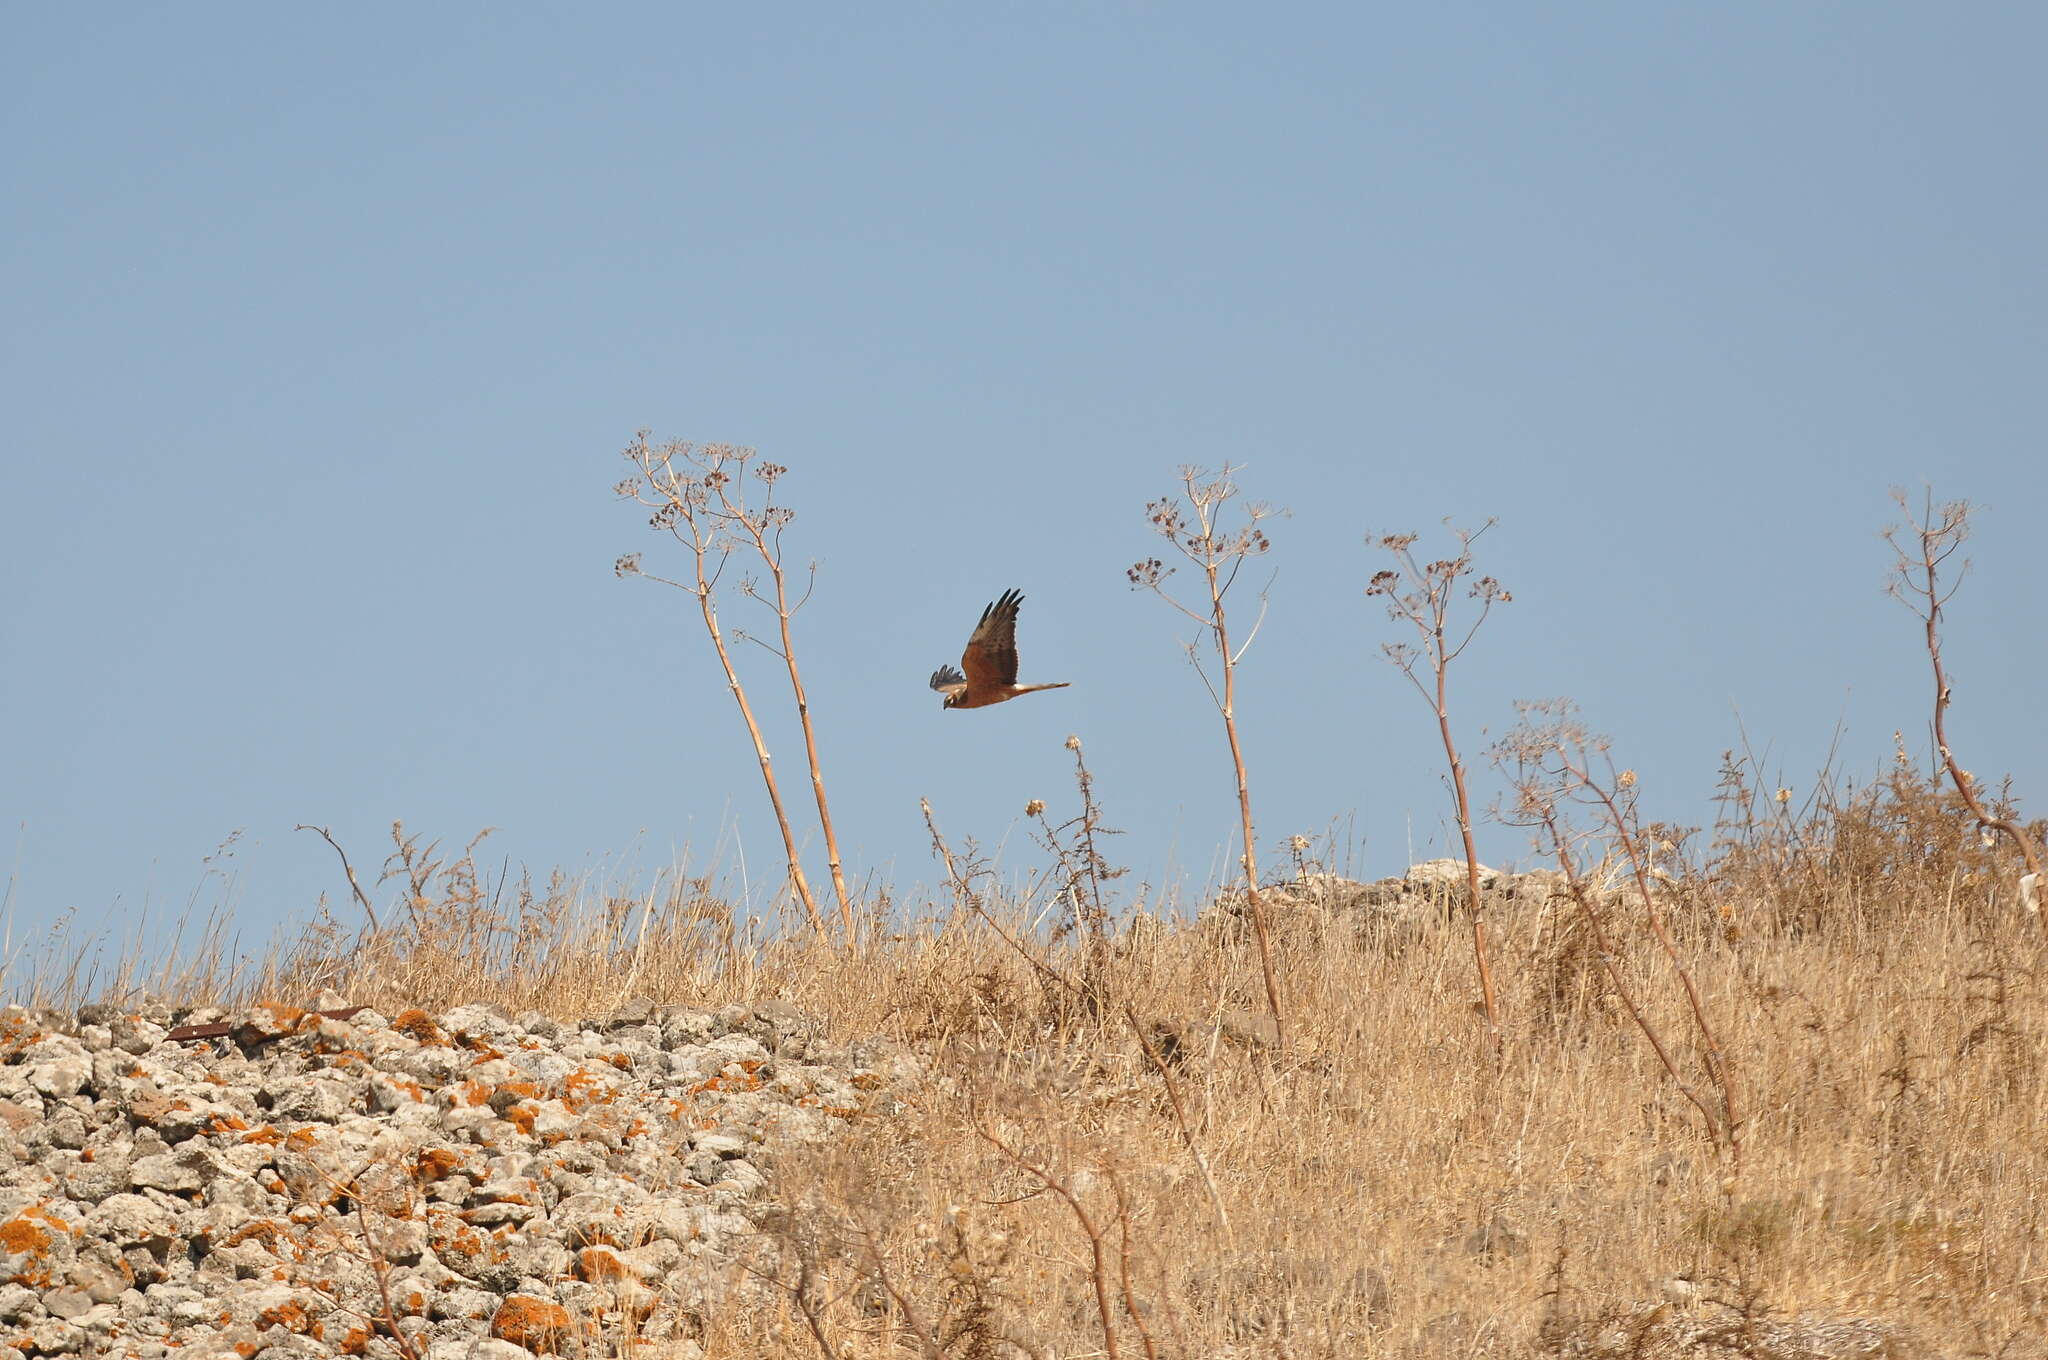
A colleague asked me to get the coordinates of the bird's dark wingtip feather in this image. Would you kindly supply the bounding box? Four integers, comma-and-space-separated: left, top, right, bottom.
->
972, 589, 1025, 628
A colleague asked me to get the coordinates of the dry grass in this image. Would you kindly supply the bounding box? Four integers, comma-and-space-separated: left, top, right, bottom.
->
8, 766, 2045, 1359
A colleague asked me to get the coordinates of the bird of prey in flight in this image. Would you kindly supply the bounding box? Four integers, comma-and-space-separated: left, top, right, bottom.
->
930, 589, 1070, 710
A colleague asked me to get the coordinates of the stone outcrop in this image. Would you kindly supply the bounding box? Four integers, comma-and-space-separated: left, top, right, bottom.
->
0, 995, 911, 1358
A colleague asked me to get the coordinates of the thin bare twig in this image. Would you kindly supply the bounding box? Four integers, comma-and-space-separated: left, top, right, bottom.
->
295, 824, 379, 931
923, 798, 1083, 1003
1499, 705, 1743, 1172
969, 1101, 1127, 1360
1106, 1168, 1163, 1360
1123, 1001, 1231, 1237
353, 1192, 425, 1360
1884, 487, 2047, 943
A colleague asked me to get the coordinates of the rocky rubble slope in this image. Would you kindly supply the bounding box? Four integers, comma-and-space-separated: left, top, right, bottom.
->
0, 995, 912, 1358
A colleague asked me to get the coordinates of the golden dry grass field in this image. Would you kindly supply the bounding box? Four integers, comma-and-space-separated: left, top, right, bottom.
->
12, 756, 2041, 1359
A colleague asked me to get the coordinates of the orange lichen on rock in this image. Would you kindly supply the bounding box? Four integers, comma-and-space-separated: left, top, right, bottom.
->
561, 1070, 618, 1111
381, 1073, 425, 1103
414, 1148, 461, 1183
244, 1002, 308, 1035
491, 1295, 574, 1353
0, 1216, 53, 1287
391, 1010, 447, 1045
0, 1014, 43, 1059
432, 1216, 517, 1279
687, 1072, 762, 1096
222, 1219, 290, 1251
241, 1125, 285, 1145
257, 1297, 314, 1333
575, 1245, 630, 1281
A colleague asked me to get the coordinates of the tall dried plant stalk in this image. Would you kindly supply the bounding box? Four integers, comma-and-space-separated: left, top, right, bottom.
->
1883, 487, 2047, 943
705, 454, 855, 938
1128, 465, 1285, 1046
1499, 702, 1744, 1173
1367, 521, 1510, 1048
1026, 734, 1126, 1005
615, 433, 826, 935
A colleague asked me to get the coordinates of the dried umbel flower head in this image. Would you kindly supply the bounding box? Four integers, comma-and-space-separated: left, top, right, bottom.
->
1025, 799, 1047, 817
1126, 557, 1169, 588
1144, 497, 1188, 539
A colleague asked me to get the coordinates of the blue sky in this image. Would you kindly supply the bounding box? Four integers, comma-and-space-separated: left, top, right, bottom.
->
5, 4, 2044, 968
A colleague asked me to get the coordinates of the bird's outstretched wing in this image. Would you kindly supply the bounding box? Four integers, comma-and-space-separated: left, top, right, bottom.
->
929, 664, 967, 692
960, 589, 1024, 691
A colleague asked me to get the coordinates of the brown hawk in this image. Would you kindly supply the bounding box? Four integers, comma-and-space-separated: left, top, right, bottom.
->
930, 588, 1071, 710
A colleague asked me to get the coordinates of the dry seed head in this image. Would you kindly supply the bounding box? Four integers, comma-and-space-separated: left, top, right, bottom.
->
614, 554, 643, 578
1618, 770, 1638, 788
1126, 557, 1169, 588
1473, 575, 1512, 602
1025, 800, 1046, 817
1144, 498, 1187, 538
